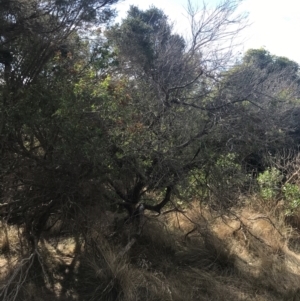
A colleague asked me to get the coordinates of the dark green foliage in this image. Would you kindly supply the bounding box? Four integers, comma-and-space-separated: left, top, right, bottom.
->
221, 49, 300, 175
1, 0, 300, 232
244, 48, 299, 74
0, 0, 119, 247
107, 6, 187, 90
2, 1, 300, 300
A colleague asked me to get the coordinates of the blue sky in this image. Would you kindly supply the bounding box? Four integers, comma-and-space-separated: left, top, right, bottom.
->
114, 0, 300, 63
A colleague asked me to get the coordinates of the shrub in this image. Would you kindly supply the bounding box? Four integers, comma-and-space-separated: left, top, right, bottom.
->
257, 168, 283, 200
283, 183, 300, 214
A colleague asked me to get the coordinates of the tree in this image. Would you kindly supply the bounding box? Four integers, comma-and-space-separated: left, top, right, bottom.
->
0, 2, 119, 298
219, 49, 300, 174
103, 2, 253, 213
104, 2, 300, 213
2, 1, 300, 298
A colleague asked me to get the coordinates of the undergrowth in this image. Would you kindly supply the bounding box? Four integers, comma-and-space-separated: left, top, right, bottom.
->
1, 200, 300, 301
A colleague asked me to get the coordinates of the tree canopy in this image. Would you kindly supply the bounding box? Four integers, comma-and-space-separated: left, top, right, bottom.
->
1, 1, 300, 299
1, 0, 300, 229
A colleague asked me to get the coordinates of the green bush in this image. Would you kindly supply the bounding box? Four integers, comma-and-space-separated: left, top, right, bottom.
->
257, 167, 300, 213
283, 183, 300, 214
257, 168, 283, 200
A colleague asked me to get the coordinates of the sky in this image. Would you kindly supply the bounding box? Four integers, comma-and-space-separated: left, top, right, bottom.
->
113, 0, 300, 64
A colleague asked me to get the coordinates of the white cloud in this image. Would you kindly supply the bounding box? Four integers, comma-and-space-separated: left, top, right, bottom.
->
240, 0, 300, 62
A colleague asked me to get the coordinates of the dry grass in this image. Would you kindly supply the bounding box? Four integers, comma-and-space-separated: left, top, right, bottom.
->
1, 199, 300, 300
164, 200, 300, 300
0, 223, 23, 255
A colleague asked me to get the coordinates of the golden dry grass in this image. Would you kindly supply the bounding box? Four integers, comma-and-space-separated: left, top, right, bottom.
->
1, 199, 300, 300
